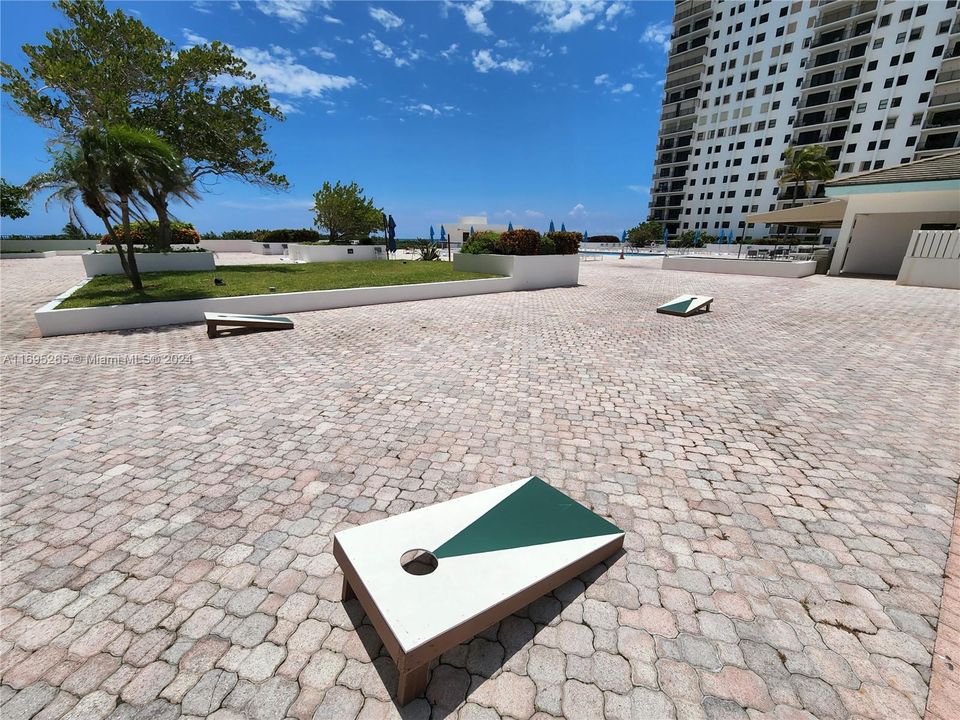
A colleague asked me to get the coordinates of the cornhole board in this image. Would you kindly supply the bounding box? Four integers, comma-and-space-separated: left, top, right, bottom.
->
203, 311, 294, 338
656, 294, 713, 317
333, 476, 624, 704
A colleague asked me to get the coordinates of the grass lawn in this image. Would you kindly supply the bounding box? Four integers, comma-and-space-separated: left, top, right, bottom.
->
58, 260, 501, 309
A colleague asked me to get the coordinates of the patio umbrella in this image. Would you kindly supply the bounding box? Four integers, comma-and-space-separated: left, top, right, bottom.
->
469, 225, 475, 236
621, 230, 627, 243
440, 225, 446, 242
549, 220, 555, 233
561, 222, 566, 232
429, 225, 435, 242
508, 221, 513, 231
662, 225, 669, 247
387, 215, 397, 254
584, 230, 589, 241
716, 229, 724, 245
693, 229, 701, 247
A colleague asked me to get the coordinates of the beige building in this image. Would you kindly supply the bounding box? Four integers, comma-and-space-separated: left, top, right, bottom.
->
438, 216, 510, 244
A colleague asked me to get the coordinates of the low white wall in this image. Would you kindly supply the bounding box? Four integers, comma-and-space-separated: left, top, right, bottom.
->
1, 251, 55, 259
662, 256, 817, 278
82, 251, 216, 276
251, 241, 287, 255
896, 230, 960, 289
1, 239, 99, 251
36, 277, 516, 337
453, 253, 580, 290
842, 213, 958, 276
290, 244, 386, 262
198, 239, 254, 252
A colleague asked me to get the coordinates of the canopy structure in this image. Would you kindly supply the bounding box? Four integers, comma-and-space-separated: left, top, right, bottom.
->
746, 199, 847, 228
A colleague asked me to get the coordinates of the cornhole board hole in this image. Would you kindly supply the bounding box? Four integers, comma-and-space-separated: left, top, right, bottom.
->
333, 476, 624, 705
203, 312, 294, 338
656, 294, 713, 317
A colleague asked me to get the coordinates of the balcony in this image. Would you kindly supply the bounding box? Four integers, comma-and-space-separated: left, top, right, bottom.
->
936, 69, 960, 86
661, 106, 697, 122
804, 85, 858, 108
924, 109, 960, 129
929, 91, 960, 108
813, 43, 867, 68
674, 1, 711, 23
917, 131, 959, 152
664, 71, 702, 91
666, 48, 707, 75
816, 1, 878, 28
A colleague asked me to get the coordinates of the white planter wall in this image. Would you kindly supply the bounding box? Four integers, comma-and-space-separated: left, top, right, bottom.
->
453, 253, 580, 290
1, 239, 99, 252
662, 256, 817, 278
82, 251, 216, 276
896, 230, 960, 289
1, 251, 55, 259
290, 244, 386, 262
36, 277, 516, 337
251, 241, 288, 255
200, 239, 257, 252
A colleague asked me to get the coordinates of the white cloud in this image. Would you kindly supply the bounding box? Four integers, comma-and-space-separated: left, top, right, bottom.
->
322, 14, 343, 25
627, 184, 649, 194
192, 1, 213, 14
611, 82, 633, 94
568, 203, 586, 217
405, 102, 459, 117
440, 42, 459, 59
593, 73, 610, 85
641, 21, 672, 52
525, 209, 544, 218
598, 1, 631, 30
363, 33, 421, 67
446, 0, 493, 36
369, 6, 404, 30
525, 0, 607, 33
254, 0, 329, 27
307, 46, 336, 60
472, 49, 532, 74
183, 30, 355, 107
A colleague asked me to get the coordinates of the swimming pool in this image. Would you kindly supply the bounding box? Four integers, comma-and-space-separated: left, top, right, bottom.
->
579, 251, 666, 257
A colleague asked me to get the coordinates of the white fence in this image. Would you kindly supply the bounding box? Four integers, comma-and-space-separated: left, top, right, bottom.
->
897, 230, 960, 290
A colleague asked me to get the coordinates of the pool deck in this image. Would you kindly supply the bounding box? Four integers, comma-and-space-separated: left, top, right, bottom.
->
1, 253, 958, 719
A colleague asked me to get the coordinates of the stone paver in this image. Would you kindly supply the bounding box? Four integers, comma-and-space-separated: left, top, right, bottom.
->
1, 254, 958, 720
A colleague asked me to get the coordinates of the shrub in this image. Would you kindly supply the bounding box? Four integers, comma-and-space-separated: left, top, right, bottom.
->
546, 231, 581, 255
101, 221, 200, 247
460, 231, 500, 255
497, 228, 541, 256
260, 228, 321, 244
538, 235, 556, 255
588, 234, 619, 244
413, 239, 441, 261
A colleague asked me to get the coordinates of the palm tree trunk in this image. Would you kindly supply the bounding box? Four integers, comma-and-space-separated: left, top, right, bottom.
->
100, 217, 131, 277
120, 196, 143, 291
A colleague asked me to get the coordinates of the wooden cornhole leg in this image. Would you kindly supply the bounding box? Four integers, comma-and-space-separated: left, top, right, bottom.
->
341, 577, 356, 601
396, 661, 430, 706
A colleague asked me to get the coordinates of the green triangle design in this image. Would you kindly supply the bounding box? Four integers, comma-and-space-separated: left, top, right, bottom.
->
433, 477, 622, 559
659, 298, 694, 313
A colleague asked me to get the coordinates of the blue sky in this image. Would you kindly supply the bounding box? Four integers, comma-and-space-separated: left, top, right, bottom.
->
1, 0, 673, 237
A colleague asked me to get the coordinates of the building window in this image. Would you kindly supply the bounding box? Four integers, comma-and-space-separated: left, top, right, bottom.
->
856, 103, 867, 113
933, 45, 944, 57
916, 4, 927, 16
891, 97, 902, 108
885, 117, 897, 129
862, 82, 872, 92
867, 141, 876, 151
878, 38, 888, 48
900, 8, 912, 21
909, 28, 922, 41
903, 52, 914, 63
867, 60, 878, 71
884, 78, 894, 89
851, 123, 862, 133
878, 15, 890, 27
912, 113, 923, 126
896, 32, 906, 44
938, 21, 952, 34
890, 55, 900, 67
897, 75, 908, 86
878, 99, 887, 110
846, 143, 857, 152
874, 160, 884, 169
906, 136, 917, 146
879, 139, 890, 149
872, 120, 883, 131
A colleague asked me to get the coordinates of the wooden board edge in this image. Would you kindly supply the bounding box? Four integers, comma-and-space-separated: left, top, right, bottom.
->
333, 536, 406, 667
402, 532, 625, 670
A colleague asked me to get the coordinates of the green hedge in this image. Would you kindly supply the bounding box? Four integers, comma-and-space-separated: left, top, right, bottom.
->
101, 221, 200, 246
460, 229, 581, 256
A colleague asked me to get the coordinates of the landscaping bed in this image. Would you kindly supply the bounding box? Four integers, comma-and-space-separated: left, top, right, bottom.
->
57, 260, 499, 309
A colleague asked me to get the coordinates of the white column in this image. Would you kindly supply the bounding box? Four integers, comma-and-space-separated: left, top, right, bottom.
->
828, 210, 857, 276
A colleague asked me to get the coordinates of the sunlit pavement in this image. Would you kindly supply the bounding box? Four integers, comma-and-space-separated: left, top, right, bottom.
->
2, 254, 958, 719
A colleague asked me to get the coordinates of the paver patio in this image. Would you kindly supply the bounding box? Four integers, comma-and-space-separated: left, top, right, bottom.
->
1, 254, 958, 720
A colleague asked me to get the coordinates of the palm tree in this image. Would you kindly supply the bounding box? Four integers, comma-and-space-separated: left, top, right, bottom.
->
33, 125, 194, 290
778, 145, 835, 244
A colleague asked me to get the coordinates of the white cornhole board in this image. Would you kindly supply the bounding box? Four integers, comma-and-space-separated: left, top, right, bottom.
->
656, 294, 713, 317
203, 311, 294, 338
333, 476, 624, 704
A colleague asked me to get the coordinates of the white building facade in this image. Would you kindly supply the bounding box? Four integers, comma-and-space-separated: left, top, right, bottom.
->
649, 0, 960, 242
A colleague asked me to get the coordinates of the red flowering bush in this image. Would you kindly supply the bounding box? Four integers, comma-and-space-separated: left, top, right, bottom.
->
497, 228, 541, 255
101, 221, 201, 247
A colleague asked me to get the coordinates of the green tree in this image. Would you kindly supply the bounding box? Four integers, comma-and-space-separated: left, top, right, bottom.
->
35, 125, 194, 290
627, 220, 663, 248
1, 178, 31, 219
312, 181, 383, 243
61, 222, 86, 238
778, 145, 835, 241
1, 0, 287, 248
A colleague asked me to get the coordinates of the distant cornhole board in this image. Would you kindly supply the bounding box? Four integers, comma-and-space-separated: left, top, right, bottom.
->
656, 294, 713, 317
333, 476, 624, 704
203, 311, 294, 338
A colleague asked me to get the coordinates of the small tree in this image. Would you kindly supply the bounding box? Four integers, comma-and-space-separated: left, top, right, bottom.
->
312, 181, 382, 243
627, 220, 663, 248
1, 178, 31, 219
778, 145, 835, 242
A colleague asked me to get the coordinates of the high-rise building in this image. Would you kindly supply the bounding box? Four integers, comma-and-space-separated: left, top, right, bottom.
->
649, 0, 960, 243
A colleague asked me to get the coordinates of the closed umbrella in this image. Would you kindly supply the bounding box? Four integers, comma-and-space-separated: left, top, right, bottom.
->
548, 220, 555, 233
584, 230, 589, 241
560, 222, 566, 232
693, 229, 701, 247
507, 221, 513, 231
619, 230, 626, 260
662, 225, 669, 251
440, 225, 446, 242
387, 215, 397, 255
429, 225, 435, 242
